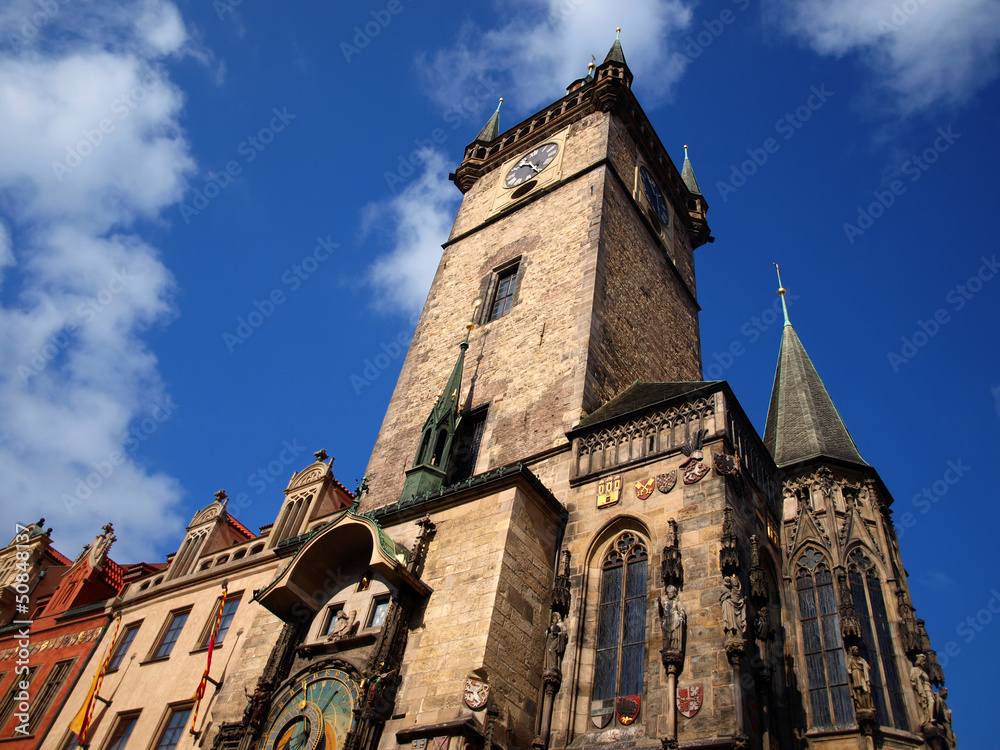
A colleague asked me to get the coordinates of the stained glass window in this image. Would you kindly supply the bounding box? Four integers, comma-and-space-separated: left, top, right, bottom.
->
796, 555, 851, 727
592, 533, 647, 708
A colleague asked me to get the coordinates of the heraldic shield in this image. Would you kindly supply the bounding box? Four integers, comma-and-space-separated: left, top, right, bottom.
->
463, 678, 490, 710
616, 695, 641, 725
634, 477, 654, 500
590, 699, 614, 728
677, 684, 703, 718
655, 470, 676, 494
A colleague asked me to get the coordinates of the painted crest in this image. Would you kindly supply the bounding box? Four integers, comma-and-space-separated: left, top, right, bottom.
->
655, 471, 677, 494
597, 474, 623, 509
463, 678, 490, 710
411, 741, 427, 750
682, 462, 709, 484
677, 684, 703, 718
713, 451, 740, 476
590, 699, 614, 728
616, 695, 641, 725
431, 737, 449, 750
634, 477, 655, 500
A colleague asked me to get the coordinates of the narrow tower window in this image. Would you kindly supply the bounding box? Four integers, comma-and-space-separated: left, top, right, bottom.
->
488, 265, 519, 321
847, 550, 907, 728
591, 533, 648, 718
795, 553, 851, 727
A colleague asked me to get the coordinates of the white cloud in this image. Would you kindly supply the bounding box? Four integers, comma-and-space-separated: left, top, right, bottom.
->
415, 0, 695, 114
769, 0, 1000, 113
364, 150, 460, 315
0, 0, 195, 561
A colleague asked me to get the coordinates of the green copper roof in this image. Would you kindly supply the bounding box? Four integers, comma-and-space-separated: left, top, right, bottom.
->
604, 37, 627, 65
681, 147, 702, 195
763, 324, 867, 468
474, 100, 502, 142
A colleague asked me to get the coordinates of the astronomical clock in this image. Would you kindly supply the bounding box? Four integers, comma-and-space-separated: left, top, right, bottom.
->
260, 665, 361, 750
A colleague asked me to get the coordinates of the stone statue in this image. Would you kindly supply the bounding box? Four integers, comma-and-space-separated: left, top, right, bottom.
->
847, 646, 873, 711
937, 687, 956, 748
326, 609, 356, 641
658, 585, 686, 654
720, 576, 746, 638
910, 653, 938, 726
543, 612, 568, 673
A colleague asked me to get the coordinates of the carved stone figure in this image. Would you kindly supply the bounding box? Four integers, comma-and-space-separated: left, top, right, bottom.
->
543, 612, 568, 673
937, 687, 956, 748
847, 646, 873, 711
658, 585, 686, 654
720, 576, 746, 638
910, 654, 937, 726
326, 609, 356, 641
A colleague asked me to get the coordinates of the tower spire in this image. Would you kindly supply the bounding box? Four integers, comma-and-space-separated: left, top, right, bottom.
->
400, 300, 481, 500
474, 98, 503, 143
604, 27, 627, 65
681, 144, 703, 196
763, 276, 866, 469
774, 263, 790, 326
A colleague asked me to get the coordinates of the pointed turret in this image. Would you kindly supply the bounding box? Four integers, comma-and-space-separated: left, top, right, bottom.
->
474, 98, 503, 143
763, 271, 866, 468
681, 144, 702, 196
604, 28, 627, 65
401, 302, 480, 500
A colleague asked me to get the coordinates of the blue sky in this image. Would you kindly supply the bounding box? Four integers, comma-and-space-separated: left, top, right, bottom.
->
1, 0, 997, 742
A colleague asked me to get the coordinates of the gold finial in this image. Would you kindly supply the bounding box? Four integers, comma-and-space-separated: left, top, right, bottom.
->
774, 263, 791, 326
616, 27, 621, 38
684, 144, 689, 159
588, 55, 595, 73
466, 299, 481, 332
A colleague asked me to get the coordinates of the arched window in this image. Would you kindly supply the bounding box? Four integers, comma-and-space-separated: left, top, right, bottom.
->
795, 549, 851, 727
847, 550, 907, 728
592, 533, 648, 715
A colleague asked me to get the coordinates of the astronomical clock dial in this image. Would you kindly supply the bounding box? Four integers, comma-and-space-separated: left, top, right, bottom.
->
262, 667, 361, 750
639, 166, 670, 226
505, 142, 560, 188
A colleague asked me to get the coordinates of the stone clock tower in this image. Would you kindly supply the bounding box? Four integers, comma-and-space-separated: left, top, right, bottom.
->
172, 32, 952, 750
365, 37, 712, 509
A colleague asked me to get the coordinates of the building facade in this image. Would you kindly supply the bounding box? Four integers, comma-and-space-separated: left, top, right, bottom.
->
38, 36, 955, 750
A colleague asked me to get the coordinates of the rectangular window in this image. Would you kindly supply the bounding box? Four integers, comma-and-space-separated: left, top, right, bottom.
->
29, 659, 74, 733
488, 265, 519, 321
154, 705, 192, 750
0, 666, 37, 734
108, 623, 141, 671
451, 407, 488, 481
368, 597, 390, 629
104, 713, 139, 750
153, 609, 190, 659
201, 594, 241, 649
323, 604, 345, 636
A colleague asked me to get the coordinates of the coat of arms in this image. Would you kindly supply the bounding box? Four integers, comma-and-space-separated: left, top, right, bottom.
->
463, 678, 490, 710
634, 477, 655, 500
616, 695, 641, 725
713, 451, 740, 476
655, 471, 677, 494
590, 699, 614, 728
677, 684, 703, 718
683, 462, 709, 484
680, 429, 709, 484
597, 474, 623, 508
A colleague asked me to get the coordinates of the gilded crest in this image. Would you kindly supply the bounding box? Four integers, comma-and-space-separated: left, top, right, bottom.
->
597, 474, 623, 508
634, 477, 655, 500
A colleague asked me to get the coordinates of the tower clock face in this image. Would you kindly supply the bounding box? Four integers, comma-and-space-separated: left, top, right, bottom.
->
639, 166, 670, 226
262, 667, 360, 750
505, 142, 559, 187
